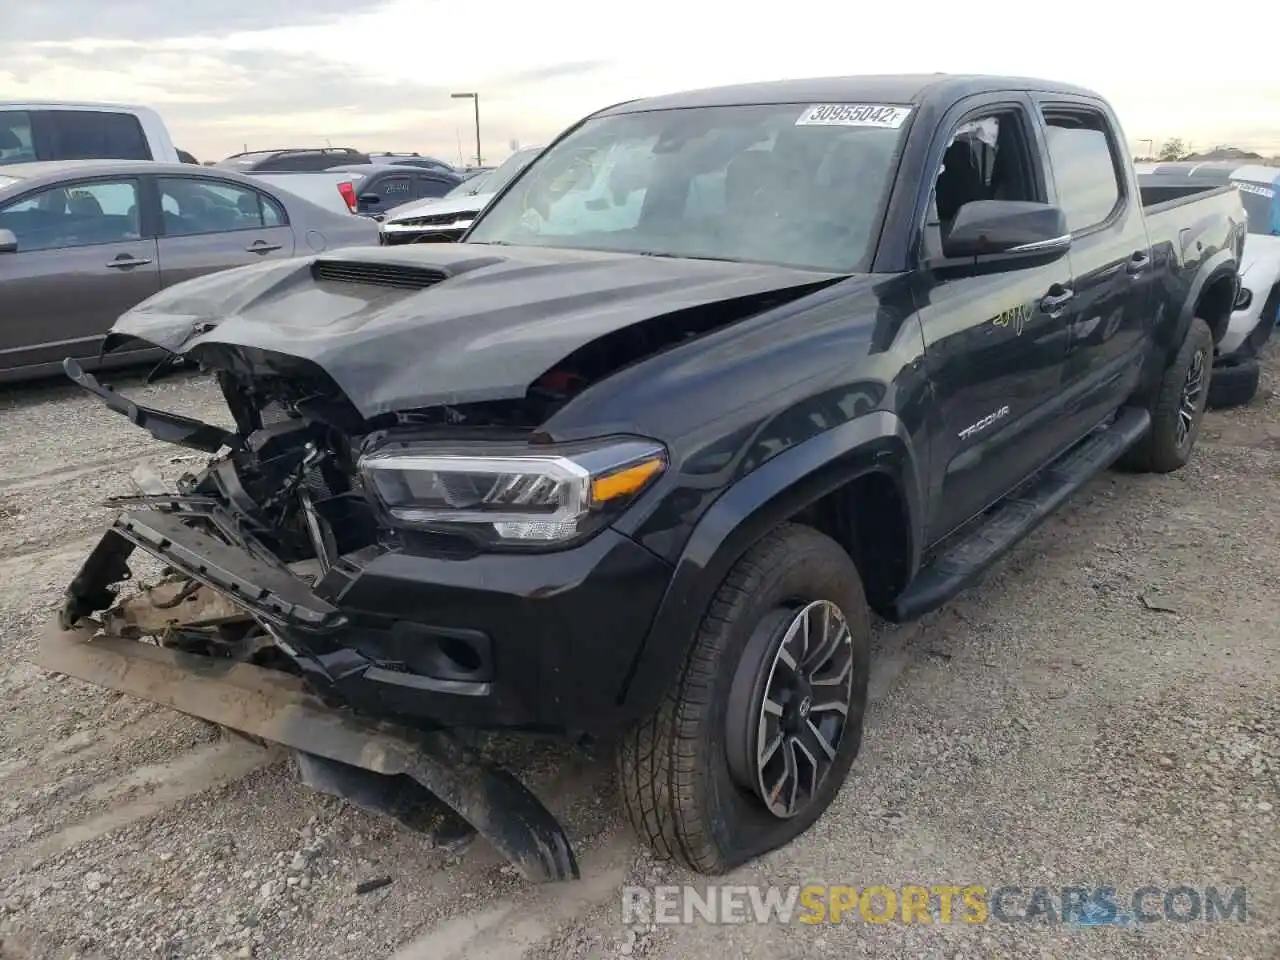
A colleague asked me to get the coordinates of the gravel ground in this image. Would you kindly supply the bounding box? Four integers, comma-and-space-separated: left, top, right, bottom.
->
0, 345, 1277, 960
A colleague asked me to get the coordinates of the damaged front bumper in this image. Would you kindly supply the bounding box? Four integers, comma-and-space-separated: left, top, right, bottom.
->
38, 615, 578, 882
61, 502, 671, 731
46, 504, 608, 881
43, 486, 670, 881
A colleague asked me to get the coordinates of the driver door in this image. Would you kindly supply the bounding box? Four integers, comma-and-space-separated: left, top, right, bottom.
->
0, 176, 159, 372
914, 99, 1075, 543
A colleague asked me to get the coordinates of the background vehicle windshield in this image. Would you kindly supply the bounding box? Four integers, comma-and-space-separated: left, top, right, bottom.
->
467, 104, 909, 272
446, 170, 491, 197
449, 147, 540, 198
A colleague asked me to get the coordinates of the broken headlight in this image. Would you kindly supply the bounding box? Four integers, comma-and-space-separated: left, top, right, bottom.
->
357, 437, 666, 546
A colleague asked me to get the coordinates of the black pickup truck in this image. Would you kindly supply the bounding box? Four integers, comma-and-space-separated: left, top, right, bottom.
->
42, 74, 1247, 882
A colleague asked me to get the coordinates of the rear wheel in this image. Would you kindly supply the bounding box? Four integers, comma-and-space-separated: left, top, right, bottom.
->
617, 523, 870, 873
1118, 317, 1213, 474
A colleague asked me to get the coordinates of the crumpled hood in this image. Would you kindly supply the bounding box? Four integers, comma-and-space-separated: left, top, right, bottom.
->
382, 191, 495, 225
108, 243, 847, 418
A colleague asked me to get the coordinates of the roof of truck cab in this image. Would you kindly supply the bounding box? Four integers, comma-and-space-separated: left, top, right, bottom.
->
1, 100, 159, 113
595, 74, 1101, 115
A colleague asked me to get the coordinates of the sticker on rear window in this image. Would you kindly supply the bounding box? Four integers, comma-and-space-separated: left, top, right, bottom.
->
795, 104, 912, 129
1232, 180, 1274, 200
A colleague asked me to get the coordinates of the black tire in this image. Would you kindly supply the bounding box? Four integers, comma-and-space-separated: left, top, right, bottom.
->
1118, 317, 1213, 474
1207, 359, 1261, 410
617, 523, 870, 873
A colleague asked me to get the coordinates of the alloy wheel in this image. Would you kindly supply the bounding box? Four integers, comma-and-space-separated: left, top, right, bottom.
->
1176, 347, 1207, 449
748, 600, 855, 819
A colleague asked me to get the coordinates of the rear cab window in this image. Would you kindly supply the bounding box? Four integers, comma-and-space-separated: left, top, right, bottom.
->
1041, 108, 1124, 233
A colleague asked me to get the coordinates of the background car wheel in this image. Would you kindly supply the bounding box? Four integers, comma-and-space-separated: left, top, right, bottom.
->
1117, 317, 1213, 474
1206, 359, 1261, 410
617, 523, 870, 874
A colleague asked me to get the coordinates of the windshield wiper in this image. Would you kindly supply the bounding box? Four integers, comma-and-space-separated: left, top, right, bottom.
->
636, 251, 745, 263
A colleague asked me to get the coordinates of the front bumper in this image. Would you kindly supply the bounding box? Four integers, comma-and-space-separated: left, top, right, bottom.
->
37, 616, 579, 882
64, 508, 674, 732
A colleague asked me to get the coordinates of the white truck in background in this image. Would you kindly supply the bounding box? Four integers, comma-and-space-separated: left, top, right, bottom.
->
0, 102, 360, 217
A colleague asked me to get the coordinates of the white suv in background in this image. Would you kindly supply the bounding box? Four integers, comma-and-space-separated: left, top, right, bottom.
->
0, 102, 182, 166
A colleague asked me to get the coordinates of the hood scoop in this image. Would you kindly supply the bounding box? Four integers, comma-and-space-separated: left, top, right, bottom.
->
312, 259, 448, 290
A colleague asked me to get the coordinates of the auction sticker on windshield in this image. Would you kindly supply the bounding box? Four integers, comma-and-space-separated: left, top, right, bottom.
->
795, 104, 913, 128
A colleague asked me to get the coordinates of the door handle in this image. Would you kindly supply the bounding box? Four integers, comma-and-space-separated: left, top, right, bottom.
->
105, 256, 152, 269
246, 241, 283, 254
1039, 286, 1075, 316
1126, 251, 1151, 276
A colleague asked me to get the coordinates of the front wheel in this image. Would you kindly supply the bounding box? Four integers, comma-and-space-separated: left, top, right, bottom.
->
1118, 317, 1213, 474
616, 523, 870, 873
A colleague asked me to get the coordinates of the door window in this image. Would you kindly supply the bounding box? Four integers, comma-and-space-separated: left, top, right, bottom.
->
0, 111, 36, 165
1042, 110, 1123, 233
46, 110, 151, 161
415, 176, 455, 200
922, 110, 1041, 258
158, 178, 288, 236
0, 179, 142, 251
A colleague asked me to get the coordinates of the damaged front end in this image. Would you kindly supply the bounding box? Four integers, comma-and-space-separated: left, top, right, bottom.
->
41, 245, 843, 881
43, 358, 613, 882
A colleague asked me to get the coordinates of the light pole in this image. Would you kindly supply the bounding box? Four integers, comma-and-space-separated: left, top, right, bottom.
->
451, 92, 481, 167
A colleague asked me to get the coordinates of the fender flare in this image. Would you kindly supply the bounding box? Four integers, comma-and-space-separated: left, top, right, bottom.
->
617, 410, 925, 716
1175, 250, 1237, 349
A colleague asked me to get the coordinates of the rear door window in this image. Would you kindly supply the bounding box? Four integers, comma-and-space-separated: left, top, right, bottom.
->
1042, 110, 1123, 233
158, 177, 288, 236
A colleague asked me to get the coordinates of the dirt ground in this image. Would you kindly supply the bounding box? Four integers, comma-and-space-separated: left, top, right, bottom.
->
0, 346, 1277, 960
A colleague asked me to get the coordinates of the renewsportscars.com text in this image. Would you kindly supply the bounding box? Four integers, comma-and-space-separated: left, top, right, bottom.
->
621, 884, 1248, 926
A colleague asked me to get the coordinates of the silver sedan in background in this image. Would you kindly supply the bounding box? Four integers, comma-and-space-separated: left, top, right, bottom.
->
0, 160, 379, 382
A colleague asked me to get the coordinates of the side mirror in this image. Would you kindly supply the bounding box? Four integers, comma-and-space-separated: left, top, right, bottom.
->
940, 200, 1070, 263
0, 228, 16, 254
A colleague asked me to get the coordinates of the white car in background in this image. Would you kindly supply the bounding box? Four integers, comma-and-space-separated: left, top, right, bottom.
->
1137, 162, 1280, 407
380, 145, 542, 244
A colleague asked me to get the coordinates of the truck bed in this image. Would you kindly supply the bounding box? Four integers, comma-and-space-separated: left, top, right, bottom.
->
1139, 180, 1236, 214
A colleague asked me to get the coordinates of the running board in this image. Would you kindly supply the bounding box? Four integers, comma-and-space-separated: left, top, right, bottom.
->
887, 407, 1150, 622
36, 620, 579, 883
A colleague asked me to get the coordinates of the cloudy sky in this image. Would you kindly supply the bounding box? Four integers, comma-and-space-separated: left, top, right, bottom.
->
3, 0, 1277, 164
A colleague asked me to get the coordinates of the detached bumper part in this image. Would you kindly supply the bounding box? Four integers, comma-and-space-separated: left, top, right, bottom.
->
37, 620, 579, 882
63, 357, 237, 454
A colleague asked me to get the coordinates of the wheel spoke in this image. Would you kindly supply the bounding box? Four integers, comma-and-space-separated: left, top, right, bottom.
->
762, 696, 784, 717
767, 738, 800, 815
790, 735, 820, 804
808, 698, 848, 717
802, 718, 838, 760
759, 729, 784, 769
811, 652, 852, 688
802, 613, 847, 677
